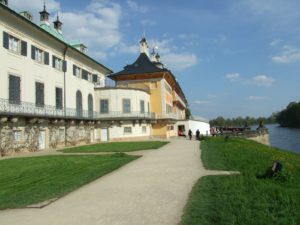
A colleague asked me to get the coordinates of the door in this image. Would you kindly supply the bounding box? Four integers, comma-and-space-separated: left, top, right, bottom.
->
101, 128, 108, 142
38, 131, 46, 149
90, 129, 94, 143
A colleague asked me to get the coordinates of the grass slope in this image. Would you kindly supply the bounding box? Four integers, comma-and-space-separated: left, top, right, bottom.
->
180, 137, 300, 225
61, 141, 169, 153
0, 154, 137, 209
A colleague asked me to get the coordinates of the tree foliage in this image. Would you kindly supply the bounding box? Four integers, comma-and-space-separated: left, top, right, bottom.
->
276, 101, 300, 128
210, 114, 277, 127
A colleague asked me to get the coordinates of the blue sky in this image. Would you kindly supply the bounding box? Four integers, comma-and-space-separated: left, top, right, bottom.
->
10, 0, 300, 119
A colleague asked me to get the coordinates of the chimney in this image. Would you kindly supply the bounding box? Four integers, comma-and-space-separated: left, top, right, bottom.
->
39, 3, 50, 25
139, 37, 149, 57
0, 0, 8, 6
53, 14, 63, 33
20, 11, 33, 21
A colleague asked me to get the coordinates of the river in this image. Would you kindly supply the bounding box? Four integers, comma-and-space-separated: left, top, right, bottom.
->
253, 124, 300, 154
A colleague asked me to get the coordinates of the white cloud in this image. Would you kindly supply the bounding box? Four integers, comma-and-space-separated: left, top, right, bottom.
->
126, 0, 148, 13
115, 42, 138, 55
247, 96, 268, 101
61, 1, 122, 60
238, 0, 300, 33
269, 39, 282, 47
163, 53, 198, 71
10, 0, 122, 61
140, 19, 156, 26
225, 73, 240, 82
272, 45, 300, 64
9, 0, 60, 23
252, 75, 275, 87
194, 100, 210, 105
9, 0, 60, 15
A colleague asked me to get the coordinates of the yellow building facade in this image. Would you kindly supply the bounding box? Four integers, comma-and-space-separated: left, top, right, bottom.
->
108, 38, 187, 138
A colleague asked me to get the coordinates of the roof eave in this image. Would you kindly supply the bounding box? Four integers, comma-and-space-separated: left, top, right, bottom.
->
0, 4, 113, 74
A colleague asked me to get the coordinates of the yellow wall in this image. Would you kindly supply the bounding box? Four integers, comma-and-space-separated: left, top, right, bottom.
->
152, 123, 167, 137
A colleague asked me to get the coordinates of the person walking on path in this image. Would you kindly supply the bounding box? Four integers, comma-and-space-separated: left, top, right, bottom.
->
196, 129, 200, 140
188, 129, 192, 140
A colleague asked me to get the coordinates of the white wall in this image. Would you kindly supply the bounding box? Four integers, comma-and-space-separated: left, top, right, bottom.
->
94, 88, 151, 114
175, 120, 210, 136
0, 7, 107, 112
108, 122, 151, 140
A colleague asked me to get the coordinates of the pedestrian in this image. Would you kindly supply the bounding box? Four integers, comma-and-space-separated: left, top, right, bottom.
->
196, 129, 200, 140
188, 129, 192, 140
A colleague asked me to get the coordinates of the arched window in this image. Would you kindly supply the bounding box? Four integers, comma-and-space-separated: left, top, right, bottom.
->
88, 94, 93, 118
76, 90, 82, 117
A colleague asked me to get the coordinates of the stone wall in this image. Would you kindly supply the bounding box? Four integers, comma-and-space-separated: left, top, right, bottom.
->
0, 116, 100, 157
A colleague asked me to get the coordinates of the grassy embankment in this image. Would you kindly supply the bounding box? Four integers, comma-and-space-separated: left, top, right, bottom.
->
61, 141, 169, 153
0, 154, 137, 209
181, 137, 300, 225
0, 141, 168, 209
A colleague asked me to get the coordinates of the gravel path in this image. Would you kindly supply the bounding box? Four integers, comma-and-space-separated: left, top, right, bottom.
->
0, 138, 237, 225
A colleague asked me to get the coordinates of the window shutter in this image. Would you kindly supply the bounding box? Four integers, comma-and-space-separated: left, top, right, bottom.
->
92, 74, 98, 83
21, 41, 27, 56
31, 45, 35, 60
63, 60, 67, 72
9, 75, 21, 104
3, 32, 9, 49
36, 82, 44, 107
44, 51, 49, 65
52, 55, 55, 68
73, 65, 76, 75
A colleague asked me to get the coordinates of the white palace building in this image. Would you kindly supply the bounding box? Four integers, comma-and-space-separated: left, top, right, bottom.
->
0, 1, 209, 155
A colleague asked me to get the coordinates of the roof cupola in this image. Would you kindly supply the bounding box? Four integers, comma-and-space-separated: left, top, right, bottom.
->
139, 37, 150, 58
39, 3, 50, 25
53, 14, 63, 33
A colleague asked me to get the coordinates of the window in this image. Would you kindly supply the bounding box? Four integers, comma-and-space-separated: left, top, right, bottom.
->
142, 126, 147, 133
100, 99, 109, 113
140, 100, 145, 113
73, 65, 81, 77
9, 36, 20, 53
31, 46, 43, 63
166, 104, 172, 113
3, 32, 27, 56
13, 130, 22, 141
123, 99, 131, 113
53, 55, 67, 72
165, 82, 172, 94
92, 74, 98, 83
56, 87, 63, 109
82, 70, 89, 81
31, 46, 48, 64
124, 127, 132, 135
88, 94, 93, 118
9, 75, 21, 104
35, 82, 44, 107
76, 90, 83, 117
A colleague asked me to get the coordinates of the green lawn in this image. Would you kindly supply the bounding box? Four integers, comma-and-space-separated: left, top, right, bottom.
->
0, 154, 138, 209
180, 137, 300, 225
60, 141, 169, 153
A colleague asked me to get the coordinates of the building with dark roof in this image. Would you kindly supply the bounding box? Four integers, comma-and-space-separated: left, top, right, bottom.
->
109, 37, 188, 138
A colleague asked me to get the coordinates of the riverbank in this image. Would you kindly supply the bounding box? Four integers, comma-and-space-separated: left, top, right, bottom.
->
180, 137, 300, 225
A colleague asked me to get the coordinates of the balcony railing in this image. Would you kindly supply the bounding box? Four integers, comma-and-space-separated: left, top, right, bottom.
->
0, 98, 155, 120
155, 112, 185, 120
173, 92, 186, 108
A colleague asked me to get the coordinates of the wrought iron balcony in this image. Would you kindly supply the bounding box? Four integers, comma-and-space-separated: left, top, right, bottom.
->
0, 98, 155, 120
